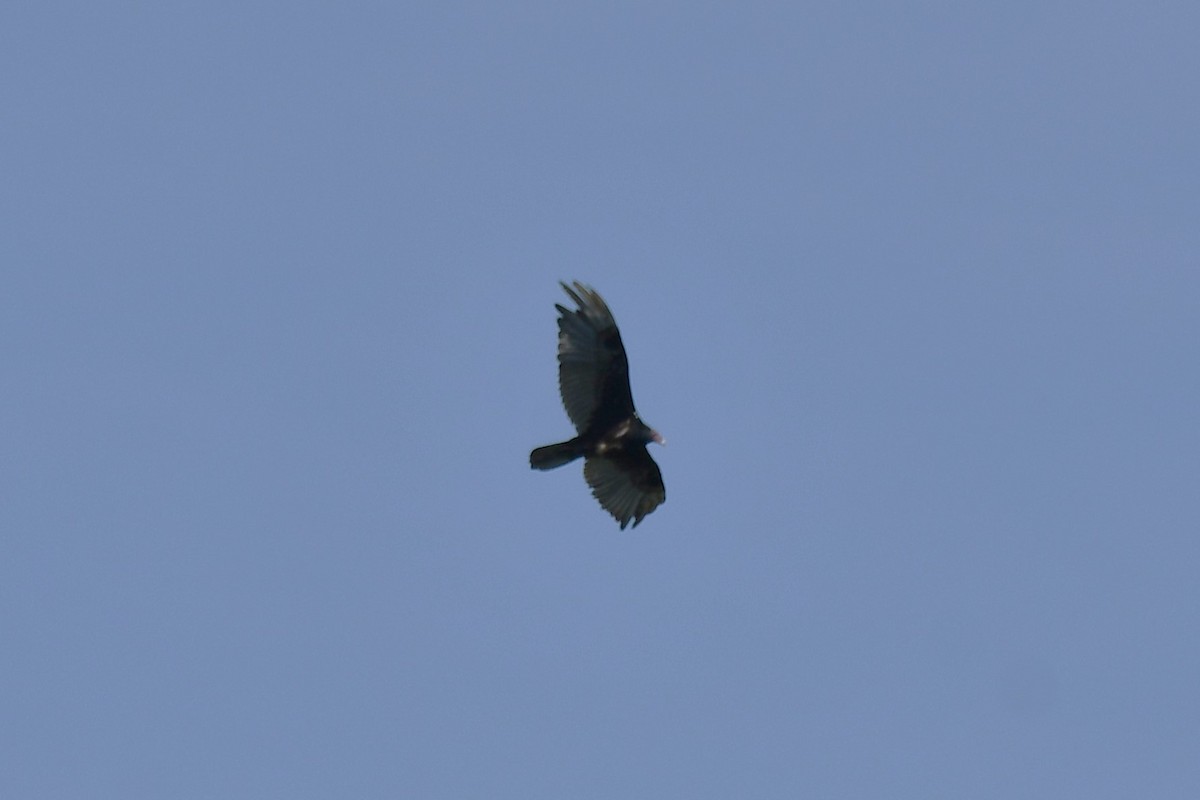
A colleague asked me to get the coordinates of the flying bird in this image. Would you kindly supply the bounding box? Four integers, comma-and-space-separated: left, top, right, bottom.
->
530, 281, 666, 529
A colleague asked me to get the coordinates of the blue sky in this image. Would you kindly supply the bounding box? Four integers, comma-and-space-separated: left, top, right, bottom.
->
4, 2, 1198, 797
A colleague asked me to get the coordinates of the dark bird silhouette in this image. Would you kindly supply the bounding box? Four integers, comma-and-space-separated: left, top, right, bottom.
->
530, 281, 666, 529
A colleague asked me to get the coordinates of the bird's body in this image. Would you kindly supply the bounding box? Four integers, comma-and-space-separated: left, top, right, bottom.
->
531, 282, 665, 529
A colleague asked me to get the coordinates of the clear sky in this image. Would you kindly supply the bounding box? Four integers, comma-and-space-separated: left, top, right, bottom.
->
4, 3, 1198, 797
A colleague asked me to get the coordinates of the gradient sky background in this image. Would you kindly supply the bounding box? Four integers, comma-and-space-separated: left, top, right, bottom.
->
4, 3, 1198, 797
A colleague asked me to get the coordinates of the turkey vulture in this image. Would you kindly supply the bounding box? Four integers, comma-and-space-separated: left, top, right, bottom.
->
530, 281, 666, 529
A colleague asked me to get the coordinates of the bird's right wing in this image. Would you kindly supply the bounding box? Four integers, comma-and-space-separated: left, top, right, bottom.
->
555, 282, 636, 433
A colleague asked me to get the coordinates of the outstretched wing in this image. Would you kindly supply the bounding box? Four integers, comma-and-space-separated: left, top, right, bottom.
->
583, 449, 666, 530
556, 281, 636, 433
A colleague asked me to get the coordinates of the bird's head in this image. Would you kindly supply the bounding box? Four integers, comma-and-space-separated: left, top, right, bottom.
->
635, 417, 665, 447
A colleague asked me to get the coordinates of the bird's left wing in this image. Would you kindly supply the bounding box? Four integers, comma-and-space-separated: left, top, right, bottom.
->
583, 449, 665, 530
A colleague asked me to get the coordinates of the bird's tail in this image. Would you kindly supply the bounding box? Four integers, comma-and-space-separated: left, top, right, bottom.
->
530, 438, 583, 470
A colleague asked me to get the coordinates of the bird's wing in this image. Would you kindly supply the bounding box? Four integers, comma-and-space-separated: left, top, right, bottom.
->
583, 449, 666, 530
556, 282, 636, 433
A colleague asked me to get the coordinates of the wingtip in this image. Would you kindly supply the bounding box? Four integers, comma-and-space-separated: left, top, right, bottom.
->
559, 280, 583, 308
560, 280, 597, 298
